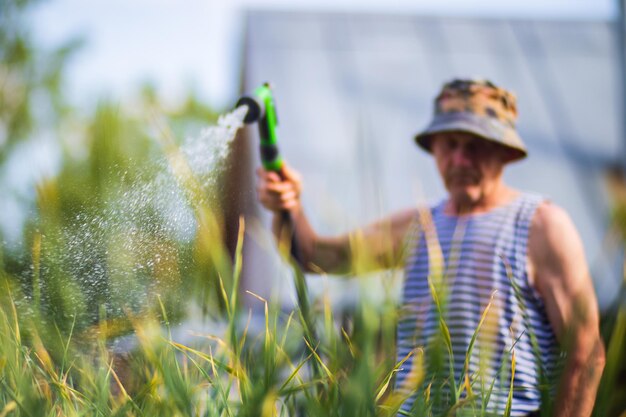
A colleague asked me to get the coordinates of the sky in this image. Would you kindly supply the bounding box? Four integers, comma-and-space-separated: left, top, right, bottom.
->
30, 0, 618, 111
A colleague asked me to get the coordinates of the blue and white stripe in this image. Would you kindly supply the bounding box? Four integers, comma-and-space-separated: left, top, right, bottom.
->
395, 194, 561, 416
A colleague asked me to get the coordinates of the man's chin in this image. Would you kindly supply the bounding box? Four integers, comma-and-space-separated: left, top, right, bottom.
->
448, 187, 481, 206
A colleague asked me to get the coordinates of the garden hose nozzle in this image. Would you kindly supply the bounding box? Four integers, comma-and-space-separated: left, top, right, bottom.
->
236, 83, 303, 264
236, 83, 283, 172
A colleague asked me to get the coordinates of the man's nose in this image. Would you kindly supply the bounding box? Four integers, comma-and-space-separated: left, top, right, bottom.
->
450, 147, 472, 166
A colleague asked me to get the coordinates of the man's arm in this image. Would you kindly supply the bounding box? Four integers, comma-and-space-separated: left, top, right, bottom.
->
528, 202, 605, 417
256, 164, 416, 274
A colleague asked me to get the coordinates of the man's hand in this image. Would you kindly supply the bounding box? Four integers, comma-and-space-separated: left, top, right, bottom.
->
256, 164, 302, 213
256, 162, 322, 270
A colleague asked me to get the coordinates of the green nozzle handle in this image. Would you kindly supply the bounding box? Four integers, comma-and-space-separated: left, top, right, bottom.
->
237, 84, 304, 264
236, 83, 283, 172
255, 84, 283, 172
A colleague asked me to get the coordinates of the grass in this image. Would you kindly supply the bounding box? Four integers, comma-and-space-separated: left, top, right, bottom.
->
0, 104, 624, 416
1, 206, 624, 416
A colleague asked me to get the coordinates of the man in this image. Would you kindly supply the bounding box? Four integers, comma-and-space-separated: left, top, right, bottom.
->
256, 79, 605, 416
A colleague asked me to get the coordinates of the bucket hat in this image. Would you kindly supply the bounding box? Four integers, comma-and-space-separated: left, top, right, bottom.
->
415, 79, 527, 162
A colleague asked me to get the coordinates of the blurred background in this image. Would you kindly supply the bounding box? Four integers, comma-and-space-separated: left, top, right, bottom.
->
3, 0, 625, 311
2, 0, 625, 303
2, 0, 626, 413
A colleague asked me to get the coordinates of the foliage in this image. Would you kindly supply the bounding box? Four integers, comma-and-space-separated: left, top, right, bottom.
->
0, 213, 625, 416
0, 0, 81, 164
1, 0, 228, 341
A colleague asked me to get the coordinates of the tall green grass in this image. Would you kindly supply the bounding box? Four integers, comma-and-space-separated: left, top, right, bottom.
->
1, 124, 625, 415
1, 118, 624, 416
2, 188, 624, 416
0, 219, 400, 416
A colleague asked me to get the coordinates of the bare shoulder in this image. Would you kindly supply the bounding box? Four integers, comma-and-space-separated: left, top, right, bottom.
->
528, 201, 588, 285
529, 201, 580, 254
531, 201, 573, 230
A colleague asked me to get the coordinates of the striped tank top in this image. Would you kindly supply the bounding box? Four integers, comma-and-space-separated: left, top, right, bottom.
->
395, 193, 561, 416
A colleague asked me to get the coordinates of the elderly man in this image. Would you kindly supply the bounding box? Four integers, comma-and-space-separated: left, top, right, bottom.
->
256, 79, 605, 416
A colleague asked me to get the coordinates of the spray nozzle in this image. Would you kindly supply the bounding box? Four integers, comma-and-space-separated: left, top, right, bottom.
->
235, 83, 283, 172
235, 95, 264, 124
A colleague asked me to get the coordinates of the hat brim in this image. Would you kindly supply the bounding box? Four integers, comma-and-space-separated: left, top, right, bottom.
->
415, 111, 527, 163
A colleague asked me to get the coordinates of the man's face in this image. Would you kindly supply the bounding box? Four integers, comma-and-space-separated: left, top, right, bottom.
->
430, 131, 510, 205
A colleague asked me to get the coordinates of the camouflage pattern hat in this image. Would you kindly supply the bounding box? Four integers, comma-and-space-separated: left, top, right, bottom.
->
415, 79, 527, 162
